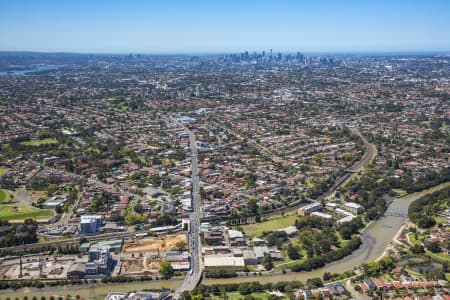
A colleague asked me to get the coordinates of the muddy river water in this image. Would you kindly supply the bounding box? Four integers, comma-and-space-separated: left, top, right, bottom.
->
204, 182, 450, 285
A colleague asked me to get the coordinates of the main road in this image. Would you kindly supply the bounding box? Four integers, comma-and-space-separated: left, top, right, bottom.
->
173, 120, 203, 299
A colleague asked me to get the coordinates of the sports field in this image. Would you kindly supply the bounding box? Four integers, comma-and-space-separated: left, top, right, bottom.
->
242, 214, 297, 237
19, 138, 57, 146
0, 189, 13, 203
0, 204, 53, 221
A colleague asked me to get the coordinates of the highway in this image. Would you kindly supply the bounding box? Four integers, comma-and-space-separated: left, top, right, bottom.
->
173, 121, 203, 299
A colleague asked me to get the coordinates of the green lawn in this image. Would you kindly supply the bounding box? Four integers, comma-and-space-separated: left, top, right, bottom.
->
0, 167, 6, 175
0, 189, 13, 203
20, 138, 57, 146
426, 250, 450, 263
274, 258, 305, 271
243, 215, 298, 237
392, 188, 407, 196
0, 204, 53, 221
407, 232, 425, 246
210, 291, 288, 300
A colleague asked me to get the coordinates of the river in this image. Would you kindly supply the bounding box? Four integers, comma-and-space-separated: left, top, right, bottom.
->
204, 181, 450, 285
1, 182, 448, 298
0, 65, 66, 76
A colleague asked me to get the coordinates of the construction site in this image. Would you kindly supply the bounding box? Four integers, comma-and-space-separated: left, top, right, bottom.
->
119, 255, 162, 276
122, 233, 188, 256
118, 233, 189, 276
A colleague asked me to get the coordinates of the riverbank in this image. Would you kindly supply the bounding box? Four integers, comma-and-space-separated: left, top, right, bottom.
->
3, 181, 449, 296
0, 279, 183, 300
205, 181, 450, 286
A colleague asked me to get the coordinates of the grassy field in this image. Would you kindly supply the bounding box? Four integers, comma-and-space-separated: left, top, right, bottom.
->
20, 138, 57, 146
0, 204, 53, 221
392, 188, 408, 196
243, 215, 298, 237
274, 257, 305, 271
0, 189, 12, 203
0, 167, 6, 175
210, 291, 288, 300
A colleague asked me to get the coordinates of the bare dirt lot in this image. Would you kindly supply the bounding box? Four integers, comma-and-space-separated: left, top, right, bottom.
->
120, 256, 162, 275
123, 233, 187, 254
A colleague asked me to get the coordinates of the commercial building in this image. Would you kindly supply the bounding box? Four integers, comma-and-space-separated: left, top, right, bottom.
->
80, 215, 103, 235
204, 255, 245, 268
86, 246, 112, 275
204, 231, 225, 245
67, 263, 86, 279
343, 202, 364, 215
228, 229, 245, 246
298, 202, 323, 216
310, 211, 333, 220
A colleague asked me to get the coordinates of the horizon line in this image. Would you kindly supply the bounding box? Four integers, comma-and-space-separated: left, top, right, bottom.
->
1, 49, 450, 56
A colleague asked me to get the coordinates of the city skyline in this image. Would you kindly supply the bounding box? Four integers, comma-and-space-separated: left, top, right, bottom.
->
1, 0, 450, 53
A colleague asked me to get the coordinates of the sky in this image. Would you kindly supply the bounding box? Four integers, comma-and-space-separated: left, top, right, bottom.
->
0, 0, 450, 54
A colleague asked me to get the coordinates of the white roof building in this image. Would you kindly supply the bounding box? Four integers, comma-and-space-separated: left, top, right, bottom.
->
204, 255, 245, 268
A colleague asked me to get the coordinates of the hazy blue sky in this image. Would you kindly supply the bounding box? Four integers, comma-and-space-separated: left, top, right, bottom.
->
1, 0, 449, 53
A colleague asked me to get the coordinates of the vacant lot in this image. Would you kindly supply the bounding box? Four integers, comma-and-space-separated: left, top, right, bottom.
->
0, 204, 53, 221
123, 234, 188, 253
20, 138, 57, 146
243, 214, 297, 237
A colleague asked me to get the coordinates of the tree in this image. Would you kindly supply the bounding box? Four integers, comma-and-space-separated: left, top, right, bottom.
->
238, 282, 251, 295
247, 198, 258, 215
134, 203, 144, 214
411, 244, 425, 254
181, 291, 192, 300
306, 277, 323, 288
287, 243, 302, 260
323, 272, 332, 281
262, 253, 273, 271
160, 261, 174, 279
428, 242, 441, 253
